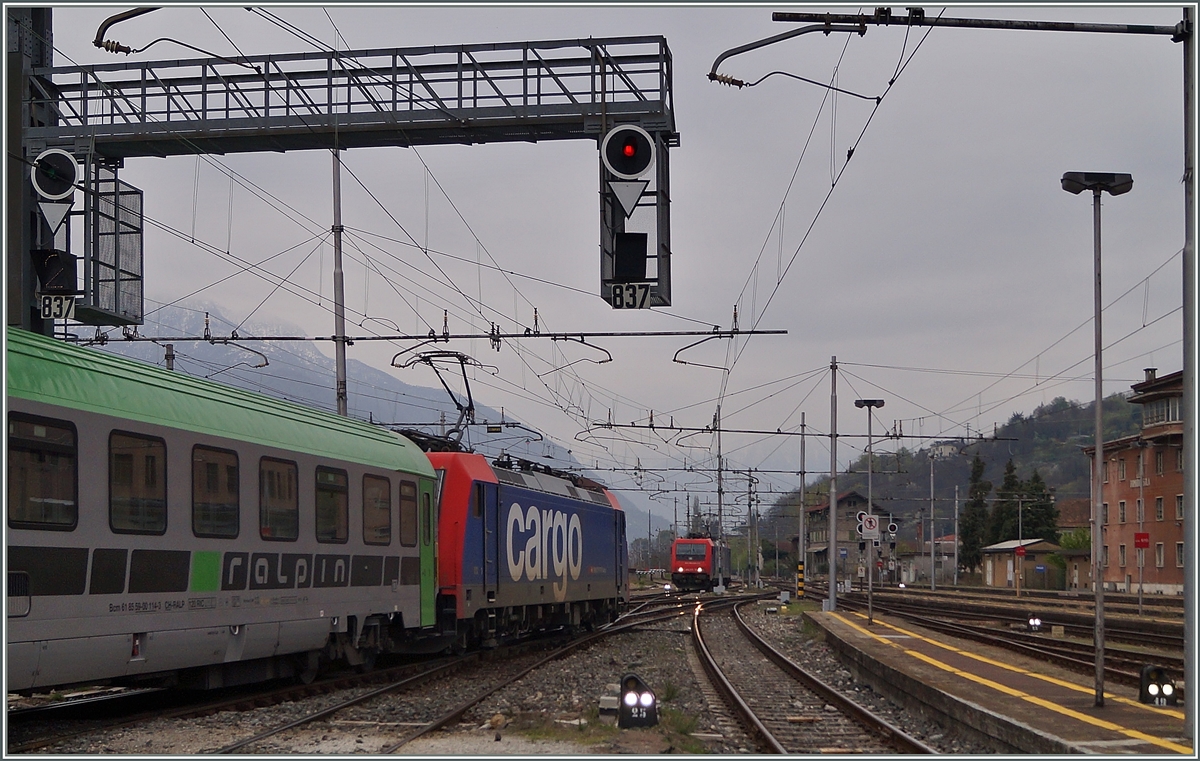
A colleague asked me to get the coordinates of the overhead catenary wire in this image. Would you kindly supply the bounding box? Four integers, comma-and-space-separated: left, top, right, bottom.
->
39, 14, 710, 477
935, 247, 1183, 423
257, 10, 707, 453
26, 14, 685, 483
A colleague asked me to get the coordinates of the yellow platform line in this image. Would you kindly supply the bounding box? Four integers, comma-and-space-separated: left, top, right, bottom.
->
830, 612, 1191, 755
844, 613, 1185, 720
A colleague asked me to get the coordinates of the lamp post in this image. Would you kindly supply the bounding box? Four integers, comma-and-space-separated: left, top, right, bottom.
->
1136, 438, 1148, 616
1061, 170, 1133, 708
953, 485, 960, 587
855, 398, 884, 623
929, 455, 936, 591
1017, 495, 1023, 599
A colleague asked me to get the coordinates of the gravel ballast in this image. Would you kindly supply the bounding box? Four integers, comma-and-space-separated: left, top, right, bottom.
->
20, 598, 997, 754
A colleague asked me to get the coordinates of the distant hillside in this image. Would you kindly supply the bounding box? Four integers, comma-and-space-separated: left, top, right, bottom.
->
88, 303, 565, 461
765, 394, 1140, 543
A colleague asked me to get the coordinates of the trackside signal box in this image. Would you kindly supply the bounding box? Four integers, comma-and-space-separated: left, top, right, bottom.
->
617, 673, 658, 728
600, 124, 674, 308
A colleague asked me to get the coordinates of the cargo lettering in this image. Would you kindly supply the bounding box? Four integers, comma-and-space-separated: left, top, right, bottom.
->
506, 503, 582, 601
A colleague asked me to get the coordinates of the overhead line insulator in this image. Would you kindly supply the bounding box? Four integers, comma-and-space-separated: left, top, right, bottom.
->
707, 72, 745, 88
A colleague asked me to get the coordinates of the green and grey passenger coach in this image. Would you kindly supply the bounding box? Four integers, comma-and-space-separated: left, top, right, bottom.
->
7, 327, 439, 691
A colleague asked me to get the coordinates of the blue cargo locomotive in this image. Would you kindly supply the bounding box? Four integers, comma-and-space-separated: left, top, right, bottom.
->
428, 451, 628, 649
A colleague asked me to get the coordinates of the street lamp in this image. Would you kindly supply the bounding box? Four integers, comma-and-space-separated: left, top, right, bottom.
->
1135, 438, 1148, 616
1061, 170, 1133, 709
855, 398, 884, 623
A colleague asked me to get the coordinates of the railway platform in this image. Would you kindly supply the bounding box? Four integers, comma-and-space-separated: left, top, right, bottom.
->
807, 609, 1192, 755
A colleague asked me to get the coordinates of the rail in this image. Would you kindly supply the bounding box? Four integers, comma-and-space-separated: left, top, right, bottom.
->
731, 602, 936, 753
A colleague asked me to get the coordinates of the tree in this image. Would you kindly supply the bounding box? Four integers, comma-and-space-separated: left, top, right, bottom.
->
988, 459, 1022, 544
1020, 470, 1059, 543
1049, 527, 1089, 574
1058, 527, 1090, 550
958, 454, 991, 573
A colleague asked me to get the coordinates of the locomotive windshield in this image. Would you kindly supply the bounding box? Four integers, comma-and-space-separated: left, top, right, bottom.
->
674, 542, 708, 560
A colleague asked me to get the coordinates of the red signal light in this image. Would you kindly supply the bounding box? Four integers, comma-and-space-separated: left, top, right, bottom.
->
601, 125, 654, 180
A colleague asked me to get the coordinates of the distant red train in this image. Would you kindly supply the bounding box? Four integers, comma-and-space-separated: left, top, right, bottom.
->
669, 537, 731, 592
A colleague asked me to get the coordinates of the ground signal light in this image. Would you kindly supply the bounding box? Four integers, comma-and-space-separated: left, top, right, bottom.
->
602, 124, 655, 179
617, 673, 658, 728
1139, 665, 1178, 706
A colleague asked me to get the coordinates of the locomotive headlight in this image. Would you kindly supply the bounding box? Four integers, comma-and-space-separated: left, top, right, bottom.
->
623, 691, 638, 707
639, 691, 655, 708
676, 567, 684, 573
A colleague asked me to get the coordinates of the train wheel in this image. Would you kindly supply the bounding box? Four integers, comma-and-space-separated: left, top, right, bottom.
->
296, 652, 319, 684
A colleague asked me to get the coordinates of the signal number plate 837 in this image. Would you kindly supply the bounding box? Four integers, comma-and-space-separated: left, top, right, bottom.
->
38, 294, 76, 320
611, 283, 651, 309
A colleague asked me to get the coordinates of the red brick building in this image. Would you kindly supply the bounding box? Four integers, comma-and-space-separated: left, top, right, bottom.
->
1085, 369, 1185, 595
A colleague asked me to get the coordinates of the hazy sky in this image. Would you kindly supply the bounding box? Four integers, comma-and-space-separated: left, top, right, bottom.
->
47, 4, 1188, 520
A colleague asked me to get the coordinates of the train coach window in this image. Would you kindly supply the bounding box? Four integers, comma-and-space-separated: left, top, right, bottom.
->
110, 432, 167, 535
363, 475, 391, 545
193, 446, 239, 538
7, 414, 77, 530
316, 467, 349, 543
260, 458, 298, 540
399, 481, 417, 547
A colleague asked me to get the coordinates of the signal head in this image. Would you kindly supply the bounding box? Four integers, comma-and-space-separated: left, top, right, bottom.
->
31, 148, 79, 201
602, 125, 655, 179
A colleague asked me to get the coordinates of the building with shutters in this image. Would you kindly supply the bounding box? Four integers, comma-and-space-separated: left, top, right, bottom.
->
1083, 368, 1185, 595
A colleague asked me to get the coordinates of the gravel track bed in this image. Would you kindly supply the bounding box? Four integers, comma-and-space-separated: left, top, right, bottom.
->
700, 609, 895, 753
14, 599, 999, 754
742, 602, 997, 754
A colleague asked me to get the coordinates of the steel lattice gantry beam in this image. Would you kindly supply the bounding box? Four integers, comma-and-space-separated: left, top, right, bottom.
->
25, 36, 677, 157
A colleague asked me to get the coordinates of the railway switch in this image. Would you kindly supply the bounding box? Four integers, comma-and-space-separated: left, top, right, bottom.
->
618, 672, 658, 728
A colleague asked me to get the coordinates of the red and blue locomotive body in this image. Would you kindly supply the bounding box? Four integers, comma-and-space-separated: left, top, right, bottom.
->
670, 537, 731, 592
429, 451, 628, 647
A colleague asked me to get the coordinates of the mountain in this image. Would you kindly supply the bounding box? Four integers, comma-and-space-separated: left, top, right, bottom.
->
83, 303, 665, 535
87, 303, 555, 457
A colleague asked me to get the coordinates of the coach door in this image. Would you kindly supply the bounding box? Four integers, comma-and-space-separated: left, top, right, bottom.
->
479, 483, 498, 603
420, 479, 437, 627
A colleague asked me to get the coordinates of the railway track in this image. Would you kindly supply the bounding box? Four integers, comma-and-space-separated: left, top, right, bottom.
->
692, 600, 935, 754
9, 597, 709, 755
835, 596, 1185, 688
6, 655, 465, 754
210, 598, 710, 753
809, 584, 1184, 649
873, 584, 1185, 615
